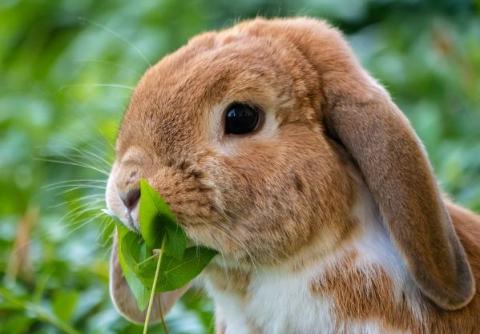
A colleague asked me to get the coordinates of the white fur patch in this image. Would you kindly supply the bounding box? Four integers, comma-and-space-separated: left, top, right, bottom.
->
204, 265, 335, 334
203, 183, 423, 333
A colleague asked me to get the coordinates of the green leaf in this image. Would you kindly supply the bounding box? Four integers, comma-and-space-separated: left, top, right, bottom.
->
139, 181, 164, 249
136, 247, 217, 292
139, 179, 172, 249
139, 179, 186, 259
158, 247, 217, 291
118, 225, 144, 267
117, 180, 218, 312
52, 290, 79, 322
163, 222, 187, 260
117, 225, 150, 311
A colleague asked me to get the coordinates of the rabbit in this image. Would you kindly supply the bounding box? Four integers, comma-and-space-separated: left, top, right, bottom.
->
105, 17, 480, 333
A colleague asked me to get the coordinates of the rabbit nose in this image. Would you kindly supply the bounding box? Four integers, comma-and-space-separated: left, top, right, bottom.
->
119, 187, 140, 212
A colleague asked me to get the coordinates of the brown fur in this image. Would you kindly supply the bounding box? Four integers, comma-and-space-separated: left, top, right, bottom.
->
204, 264, 251, 296
310, 203, 480, 333
107, 17, 480, 331
310, 250, 419, 333
233, 17, 474, 310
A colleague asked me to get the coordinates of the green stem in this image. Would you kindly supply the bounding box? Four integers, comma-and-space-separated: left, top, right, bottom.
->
143, 239, 169, 334
137, 253, 158, 266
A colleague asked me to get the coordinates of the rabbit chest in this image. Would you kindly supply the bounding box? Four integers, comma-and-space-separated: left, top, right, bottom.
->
202, 196, 421, 334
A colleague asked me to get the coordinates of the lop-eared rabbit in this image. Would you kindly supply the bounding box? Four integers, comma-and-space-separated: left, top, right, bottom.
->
106, 18, 480, 333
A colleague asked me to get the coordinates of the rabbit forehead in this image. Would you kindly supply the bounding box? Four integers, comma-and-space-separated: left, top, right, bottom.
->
116, 28, 321, 157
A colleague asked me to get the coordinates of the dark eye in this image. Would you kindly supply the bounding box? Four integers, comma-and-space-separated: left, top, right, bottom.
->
225, 103, 260, 135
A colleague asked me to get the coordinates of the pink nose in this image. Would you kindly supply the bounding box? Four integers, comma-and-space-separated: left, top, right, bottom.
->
119, 187, 140, 212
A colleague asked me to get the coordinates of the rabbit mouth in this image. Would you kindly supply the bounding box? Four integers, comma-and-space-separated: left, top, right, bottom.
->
105, 176, 141, 233
103, 205, 140, 233
125, 206, 140, 232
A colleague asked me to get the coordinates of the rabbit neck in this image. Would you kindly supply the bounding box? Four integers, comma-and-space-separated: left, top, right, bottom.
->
202, 183, 423, 334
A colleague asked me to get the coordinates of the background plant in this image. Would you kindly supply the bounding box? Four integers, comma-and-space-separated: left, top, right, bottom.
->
1, 0, 479, 333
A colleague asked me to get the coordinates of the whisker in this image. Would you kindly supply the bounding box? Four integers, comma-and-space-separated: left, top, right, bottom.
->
36, 158, 109, 176
59, 205, 103, 222
215, 211, 260, 271
67, 204, 107, 226
47, 138, 114, 177
97, 217, 115, 246
78, 17, 152, 67
49, 146, 112, 179
86, 133, 116, 156
66, 211, 107, 236
58, 83, 135, 92
27, 138, 115, 259
54, 185, 106, 195
207, 222, 258, 273
43, 183, 105, 193
56, 193, 104, 203
69, 146, 113, 169
68, 206, 106, 225
66, 152, 111, 172
49, 194, 104, 210
47, 185, 106, 194
9, 203, 109, 257
202, 225, 234, 282
75, 59, 143, 76
60, 199, 105, 222
43, 179, 107, 190
63, 194, 105, 207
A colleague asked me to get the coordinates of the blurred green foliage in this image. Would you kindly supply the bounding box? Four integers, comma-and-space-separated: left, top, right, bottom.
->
0, 0, 479, 333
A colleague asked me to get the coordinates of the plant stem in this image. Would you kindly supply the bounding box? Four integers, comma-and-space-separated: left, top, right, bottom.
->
143, 239, 169, 334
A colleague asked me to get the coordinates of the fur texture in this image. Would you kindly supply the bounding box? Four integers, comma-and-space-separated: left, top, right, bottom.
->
106, 17, 480, 333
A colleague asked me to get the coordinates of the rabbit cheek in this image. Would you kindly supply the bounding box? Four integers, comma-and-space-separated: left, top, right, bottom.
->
205, 131, 355, 264
148, 165, 222, 228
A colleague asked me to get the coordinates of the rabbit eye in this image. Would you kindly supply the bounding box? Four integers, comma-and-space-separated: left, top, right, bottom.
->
225, 103, 260, 135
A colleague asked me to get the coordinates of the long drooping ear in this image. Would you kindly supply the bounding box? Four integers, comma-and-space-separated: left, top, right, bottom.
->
246, 17, 475, 310
109, 229, 189, 323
